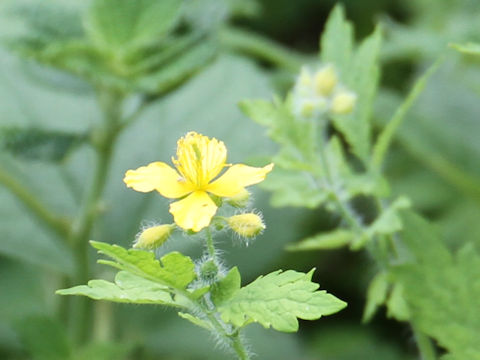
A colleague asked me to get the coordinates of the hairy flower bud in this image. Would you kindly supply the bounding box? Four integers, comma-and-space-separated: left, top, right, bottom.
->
331, 91, 357, 115
227, 213, 265, 238
134, 224, 175, 250
314, 65, 337, 96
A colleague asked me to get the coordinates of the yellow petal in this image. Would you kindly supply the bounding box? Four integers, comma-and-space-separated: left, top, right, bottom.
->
173, 132, 227, 187
169, 191, 217, 232
124, 161, 194, 198
206, 163, 274, 197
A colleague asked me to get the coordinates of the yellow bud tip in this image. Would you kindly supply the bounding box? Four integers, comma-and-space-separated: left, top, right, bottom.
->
331, 91, 357, 115
227, 213, 265, 238
314, 65, 337, 96
134, 224, 175, 250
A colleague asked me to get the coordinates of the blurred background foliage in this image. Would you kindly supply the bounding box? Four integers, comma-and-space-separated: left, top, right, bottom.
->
0, 0, 479, 359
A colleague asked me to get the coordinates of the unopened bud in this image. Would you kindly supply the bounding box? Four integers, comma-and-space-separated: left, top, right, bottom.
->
199, 259, 218, 281
227, 213, 265, 238
227, 189, 251, 208
331, 91, 357, 115
314, 65, 337, 96
134, 224, 175, 250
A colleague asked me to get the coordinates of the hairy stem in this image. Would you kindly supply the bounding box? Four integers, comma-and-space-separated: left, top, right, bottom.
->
69, 89, 123, 345
0, 167, 70, 237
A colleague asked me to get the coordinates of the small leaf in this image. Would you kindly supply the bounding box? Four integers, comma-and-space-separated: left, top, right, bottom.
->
320, 5, 353, 72
351, 197, 411, 250
57, 271, 181, 307
262, 168, 327, 209
331, 25, 382, 162
90, 241, 196, 290
286, 229, 354, 251
362, 272, 389, 323
218, 269, 346, 332
211, 267, 241, 306
386, 284, 410, 321
178, 312, 213, 331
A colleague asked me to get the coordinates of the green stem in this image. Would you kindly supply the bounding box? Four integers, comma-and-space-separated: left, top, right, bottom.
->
69, 89, 123, 345
412, 326, 437, 360
205, 228, 216, 260
0, 167, 70, 237
218, 26, 310, 72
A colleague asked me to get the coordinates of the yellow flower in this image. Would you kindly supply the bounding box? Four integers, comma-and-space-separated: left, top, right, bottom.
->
124, 132, 274, 232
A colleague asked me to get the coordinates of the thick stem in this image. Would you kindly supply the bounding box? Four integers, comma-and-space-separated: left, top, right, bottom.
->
0, 167, 70, 237
69, 90, 123, 345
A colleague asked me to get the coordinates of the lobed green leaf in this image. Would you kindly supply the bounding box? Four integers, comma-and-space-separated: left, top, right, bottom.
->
392, 212, 480, 359
90, 241, 196, 290
57, 271, 181, 307
217, 269, 346, 332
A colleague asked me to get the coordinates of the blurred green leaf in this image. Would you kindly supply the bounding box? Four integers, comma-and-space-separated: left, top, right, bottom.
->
16, 316, 71, 360
321, 6, 382, 161
218, 269, 346, 332
451, 42, 480, 56
287, 229, 354, 251
393, 211, 480, 359
57, 271, 180, 306
320, 5, 353, 73
362, 271, 389, 323
73, 342, 133, 360
0, 127, 85, 162
85, 0, 182, 50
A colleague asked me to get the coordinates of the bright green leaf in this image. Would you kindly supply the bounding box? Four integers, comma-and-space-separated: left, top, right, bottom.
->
211, 267, 241, 306
57, 271, 181, 307
90, 241, 196, 290
385, 284, 410, 321
218, 269, 346, 332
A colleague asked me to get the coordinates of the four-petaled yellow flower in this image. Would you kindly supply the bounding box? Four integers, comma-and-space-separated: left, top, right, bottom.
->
124, 132, 274, 232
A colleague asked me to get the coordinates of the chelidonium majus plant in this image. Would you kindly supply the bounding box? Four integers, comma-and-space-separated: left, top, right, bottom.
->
58, 131, 346, 360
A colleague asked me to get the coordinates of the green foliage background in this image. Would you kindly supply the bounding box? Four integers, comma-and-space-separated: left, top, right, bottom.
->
1, 0, 480, 359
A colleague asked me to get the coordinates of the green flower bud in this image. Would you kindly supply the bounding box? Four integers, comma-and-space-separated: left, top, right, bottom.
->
227, 189, 251, 208
199, 259, 218, 281
227, 213, 265, 238
134, 224, 175, 250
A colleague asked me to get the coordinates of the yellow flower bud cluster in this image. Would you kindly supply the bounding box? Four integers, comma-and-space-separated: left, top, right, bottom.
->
292, 64, 357, 118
